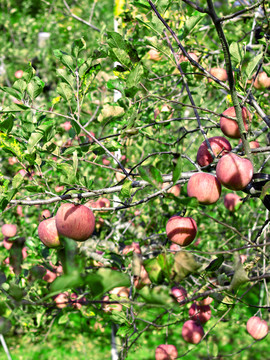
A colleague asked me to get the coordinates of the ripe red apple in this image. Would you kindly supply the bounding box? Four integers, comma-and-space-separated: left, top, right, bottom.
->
41, 209, 51, 219
171, 286, 187, 304
16, 205, 23, 217
196, 296, 213, 306
3, 238, 13, 250
148, 49, 161, 61
216, 153, 253, 191
122, 242, 141, 255
102, 157, 110, 166
220, 106, 251, 139
38, 217, 61, 248
209, 67, 228, 82
43, 269, 57, 283
224, 193, 242, 211
8, 157, 17, 165
182, 320, 204, 344
196, 136, 232, 167
109, 287, 129, 298
55, 185, 64, 193
54, 292, 69, 309
14, 70, 24, 79
102, 295, 123, 312
189, 303, 211, 323
166, 216, 197, 246
253, 72, 270, 90
178, 52, 199, 64
2, 224, 17, 238
162, 183, 181, 196
187, 173, 221, 204
239, 139, 260, 150
155, 344, 178, 360
70, 293, 86, 309
55, 203, 95, 241
61, 121, 72, 131
169, 243, 181, 253
246, 316, 268, 340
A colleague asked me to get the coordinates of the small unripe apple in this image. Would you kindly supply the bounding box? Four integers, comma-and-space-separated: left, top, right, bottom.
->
2, 224, 17, 238
188, 303, 211, 323
196, 136, 232, 167
246, 316, 268, 340
224, 193, 241, 211
209, 67, 228, 82
166, 216, 197, 246
220, 106, 251, 139
253, 72, 270, 90
187, 173, 221, 204
162, 183, 181, 196
216, 153, 253, 191
14, 70, 24, 79
38, 217, 61, 248
171, 286, 187, 303
55, 203, 95, 241
182, 320, 204, 344
155, 344, 178, 360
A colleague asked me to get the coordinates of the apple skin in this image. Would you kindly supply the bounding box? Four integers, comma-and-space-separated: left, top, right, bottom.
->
216, 153, 253, 191
148, 49, 161, 61
196, 136, 232, 167
239, 139, 260, 150
253, 72, 270, 90
196, 296, 213, 306
171, 286, 187, 304
134, 265, 151, 289
166, 216, 197, 247
178, 52, 199, 63
182, 320, 204, 344
209, 67, 228, 82
43, 269, 57, 283
55, 203, 95, 241
38, 217, 61, 248
220, 106, 251, 139
102, 295, 123, 312
188, 303, 211, 324
2, 224, 17, 238
155, 344, 178, 360
109, 287, 129, 298
3, 238, 13, 250
54, 292, 69, 309
187, 173, 221, 205
61, 121, 72, 131
224, 193, 241, 211
162, 183, 181, 196
246, 316, 268, 340
122, 242, 141, 255
14, 70, 24, 79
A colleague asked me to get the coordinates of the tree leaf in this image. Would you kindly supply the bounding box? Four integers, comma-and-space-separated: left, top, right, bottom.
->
126, 63, 144, 88
244, 54, 262, 79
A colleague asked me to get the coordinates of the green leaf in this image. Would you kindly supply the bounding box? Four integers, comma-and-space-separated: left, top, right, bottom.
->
86, 268, 130, 299
71, 38, 86, 58
205, 255, 224, 272
72, 150, 78, 174
58, 313, 69, 325
107, 79, 125, 95
13, 79, 27, 94
126, 64, 144, 88
56, 69, 74, 89
120, 180, 132, 198
27, 76, 45, 99
27, 121, 54, 152
138, 167, 157, 189
245, 54, 262, 79
172, 251, 200, 282
22, 63, 35, 83
97, 104, 124, 122
138, 286, 173, 305
56, 82, 73, 102
229, 42, 244, 63
172, 155, 182, 184
1, 103, 29, 113
149, 166, 163, 185
107, 32, 127, 50
0, 133, 25, 160
144, 257, 163, 283
229, 257, 249, 291
53, 50, 75, 72
0, 87, 22, 100
111, 48, 131, 68
50, 272, 84, 293
12, 173, 24, 190
180, 13, 206, 40
0, 115, 14, 133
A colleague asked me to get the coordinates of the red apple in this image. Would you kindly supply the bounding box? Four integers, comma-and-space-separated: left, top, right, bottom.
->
109, 287, 129, 298
171, 286, 187, 304
14, 70, 24, 79
8, 157, 17, 165
178, 52, 199, 64
55, 203, 95, 241
216, 153, 253, 190
196, 296, 213, 306
162, 183, 181, 196
209, 67, 228, 82
16, 205, 23, 217
61, 121, 72, 131
38, 217, 61, 248
224, 193, 241, 211
220, 106, 251, 139
102, 295, 123, 312
41, 209, 51, 219
253, 72, 270, 90
148, 49, 161, 61
187, 173, 221, 204
122, 242, 141, 255
134, 265, 151, 289
182, 320, 204, 344
239, 139, 260, 150
196, 136, 232, 167
43, 269, 57, 283
2, 224, 17, 238
189, 303, 211, 323
54, 292, 69, 309
166, 216, 197, 247
246, 316, 268, 340
55, 185, 64, 193
70, 293, 86, 309
169, 243, 181, 253
155, 344, 178, 360
3, 238, 13, 250
102, 157, 110, 166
